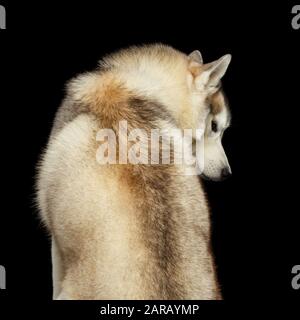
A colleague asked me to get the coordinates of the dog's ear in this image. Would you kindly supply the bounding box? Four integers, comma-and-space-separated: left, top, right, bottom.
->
188, 50, 203, 64
187, 51, 203, 84
195, 54, 231, 92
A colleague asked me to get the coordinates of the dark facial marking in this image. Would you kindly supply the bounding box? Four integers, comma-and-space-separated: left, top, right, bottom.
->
211, 120, 218, 133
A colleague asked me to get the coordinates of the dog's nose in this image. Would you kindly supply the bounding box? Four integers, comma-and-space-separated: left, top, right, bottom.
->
221, 168, 232, 180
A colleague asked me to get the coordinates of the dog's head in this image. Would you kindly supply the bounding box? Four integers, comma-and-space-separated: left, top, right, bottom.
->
186, 50, 232, 181
96, 44, 232, 180
202, 90, 231, 181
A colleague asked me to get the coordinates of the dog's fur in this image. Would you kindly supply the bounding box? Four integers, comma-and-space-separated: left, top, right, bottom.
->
36, 44, 232, 300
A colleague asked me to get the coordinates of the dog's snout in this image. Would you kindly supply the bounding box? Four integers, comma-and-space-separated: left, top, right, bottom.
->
221, 168, 232, 180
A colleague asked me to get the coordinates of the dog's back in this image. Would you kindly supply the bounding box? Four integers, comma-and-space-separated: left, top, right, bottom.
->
36, 44, 221, 299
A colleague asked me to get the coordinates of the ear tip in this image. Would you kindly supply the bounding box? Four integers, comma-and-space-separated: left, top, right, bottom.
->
189, 50, 203, 64
190, 49, 201, 55
225, 54, 232, 61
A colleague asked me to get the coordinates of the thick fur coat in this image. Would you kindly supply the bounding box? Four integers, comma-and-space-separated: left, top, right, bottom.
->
36, 44, 232, 299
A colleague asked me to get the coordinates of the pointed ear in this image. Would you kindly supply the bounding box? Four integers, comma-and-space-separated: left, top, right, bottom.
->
187, 51, 203, 80
195, 54, 231, 91
188, 50, 203, 64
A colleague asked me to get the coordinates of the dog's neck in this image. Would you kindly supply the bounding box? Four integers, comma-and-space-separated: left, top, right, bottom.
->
111, 58, 190, 123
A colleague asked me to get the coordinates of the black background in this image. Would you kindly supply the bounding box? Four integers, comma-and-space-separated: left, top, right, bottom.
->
0, 0, 299, 317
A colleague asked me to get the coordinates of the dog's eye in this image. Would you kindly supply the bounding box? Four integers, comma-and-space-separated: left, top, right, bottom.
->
211, 120, 218, 133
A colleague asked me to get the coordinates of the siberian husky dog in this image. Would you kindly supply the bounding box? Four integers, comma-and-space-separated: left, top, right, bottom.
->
36, 44, 232, 300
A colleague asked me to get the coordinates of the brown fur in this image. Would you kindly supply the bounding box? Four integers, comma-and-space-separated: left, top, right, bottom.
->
209, 89, 226, 115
